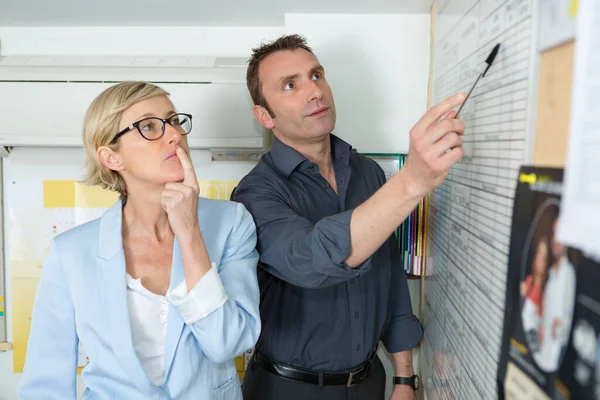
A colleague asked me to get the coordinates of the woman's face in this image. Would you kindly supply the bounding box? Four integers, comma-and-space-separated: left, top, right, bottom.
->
109, 95, 191, 188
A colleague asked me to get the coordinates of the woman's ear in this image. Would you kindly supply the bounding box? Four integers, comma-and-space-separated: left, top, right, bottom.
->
97, 146, 125, 172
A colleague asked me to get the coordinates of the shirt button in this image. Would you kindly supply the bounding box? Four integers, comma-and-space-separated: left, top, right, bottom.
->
161, 310, 166, 316
354, 311, 359, 319
356, 344, 361, 352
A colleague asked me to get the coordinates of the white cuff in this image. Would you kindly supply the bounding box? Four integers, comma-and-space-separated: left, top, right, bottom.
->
168, 262, 228, 325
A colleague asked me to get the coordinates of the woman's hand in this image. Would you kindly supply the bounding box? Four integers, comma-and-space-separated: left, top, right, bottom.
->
161, 146, 200, 242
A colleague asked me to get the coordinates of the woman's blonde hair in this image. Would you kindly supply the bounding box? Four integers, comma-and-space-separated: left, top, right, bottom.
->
81, 81, 170, 197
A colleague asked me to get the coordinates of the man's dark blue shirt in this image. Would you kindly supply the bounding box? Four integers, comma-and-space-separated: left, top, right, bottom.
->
232, 134, 423, 371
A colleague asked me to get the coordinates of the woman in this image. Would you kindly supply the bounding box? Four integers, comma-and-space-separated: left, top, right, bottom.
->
18, 81, 261, 399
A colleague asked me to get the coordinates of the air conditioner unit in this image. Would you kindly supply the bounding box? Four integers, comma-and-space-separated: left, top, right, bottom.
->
0, 55, 271, 161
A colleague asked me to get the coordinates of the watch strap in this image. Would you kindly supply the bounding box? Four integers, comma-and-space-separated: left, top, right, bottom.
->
394, 375, 419, 390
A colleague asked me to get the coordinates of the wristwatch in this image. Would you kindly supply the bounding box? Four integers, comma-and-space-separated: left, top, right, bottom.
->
394, 374, 420, 391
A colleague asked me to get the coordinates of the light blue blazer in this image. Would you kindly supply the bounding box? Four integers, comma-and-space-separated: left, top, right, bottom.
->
18, 198, 261, 400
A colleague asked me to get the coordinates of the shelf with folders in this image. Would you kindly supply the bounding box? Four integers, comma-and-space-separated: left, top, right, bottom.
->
398, 184, 427, 278
361, 153, 427, 278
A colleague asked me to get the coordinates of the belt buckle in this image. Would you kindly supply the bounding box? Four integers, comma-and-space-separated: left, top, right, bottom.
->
347, 369, 362, 387
346, 371, 357, 387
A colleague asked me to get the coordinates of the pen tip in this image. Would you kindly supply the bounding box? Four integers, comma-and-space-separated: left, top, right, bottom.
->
486, 43, 501, 64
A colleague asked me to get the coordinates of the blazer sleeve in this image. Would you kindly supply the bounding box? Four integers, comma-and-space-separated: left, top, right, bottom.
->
18, 239, 78, 399
169, 202, 261, 364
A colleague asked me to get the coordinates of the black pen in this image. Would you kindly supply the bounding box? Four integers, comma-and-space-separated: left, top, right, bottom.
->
455, 43, 501, 118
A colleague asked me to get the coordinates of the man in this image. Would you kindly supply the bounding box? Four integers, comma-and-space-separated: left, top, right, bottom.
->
232, 34, 465, 400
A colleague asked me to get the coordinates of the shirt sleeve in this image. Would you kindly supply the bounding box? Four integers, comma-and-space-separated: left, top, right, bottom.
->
381, 232, 424, 353
168, 262, 229, 325
232, 175, 373, 289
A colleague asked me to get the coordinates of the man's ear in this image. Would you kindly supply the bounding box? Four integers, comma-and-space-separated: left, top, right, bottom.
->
97, 146, 125, 172
253, 105, 275, 130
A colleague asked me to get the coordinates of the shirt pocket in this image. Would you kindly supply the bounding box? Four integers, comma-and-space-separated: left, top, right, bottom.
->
211, 374, 242, 400
209, 360, 242, 399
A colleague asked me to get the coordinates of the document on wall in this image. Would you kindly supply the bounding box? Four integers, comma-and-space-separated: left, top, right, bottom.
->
422, 0, 540, 397
557, 0, 600, 260
498, 166, 600, 400
538, 0, 579, 51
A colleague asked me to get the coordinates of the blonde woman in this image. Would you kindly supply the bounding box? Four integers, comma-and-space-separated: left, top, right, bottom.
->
18, 82, 261, 399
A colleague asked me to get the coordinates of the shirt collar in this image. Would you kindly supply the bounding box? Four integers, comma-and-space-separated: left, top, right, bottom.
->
269, 136, 306, 178
269, 134, 353, 178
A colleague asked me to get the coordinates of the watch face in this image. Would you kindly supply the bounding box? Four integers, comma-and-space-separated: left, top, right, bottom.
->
414, 375, 420, 390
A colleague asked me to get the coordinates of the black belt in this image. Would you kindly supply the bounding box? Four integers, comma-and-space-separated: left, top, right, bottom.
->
252, 349, 377, 387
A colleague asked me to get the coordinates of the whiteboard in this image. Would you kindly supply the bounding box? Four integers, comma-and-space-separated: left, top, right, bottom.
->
421, 0, 538, 398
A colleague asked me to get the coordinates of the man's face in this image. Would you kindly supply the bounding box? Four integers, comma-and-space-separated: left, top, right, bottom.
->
255, 49, 336, 143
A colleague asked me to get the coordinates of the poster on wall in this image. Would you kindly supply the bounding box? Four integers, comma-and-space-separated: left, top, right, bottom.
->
7, 167, 242, 374
498, 166, 600, 399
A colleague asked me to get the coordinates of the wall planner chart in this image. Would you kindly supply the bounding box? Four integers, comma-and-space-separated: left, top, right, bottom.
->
421, 0, 538, 398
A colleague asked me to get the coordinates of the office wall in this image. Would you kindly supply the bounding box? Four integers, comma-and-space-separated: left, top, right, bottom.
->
0, 15, 430, 399
284, 14, 431, 154
0, 14, 430, 154
0, 26, 285, 56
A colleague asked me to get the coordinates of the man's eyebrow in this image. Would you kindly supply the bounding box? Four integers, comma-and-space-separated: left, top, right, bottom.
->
278, 73, 299, 87
276, 65, 324, 87
310, 64, 325, 74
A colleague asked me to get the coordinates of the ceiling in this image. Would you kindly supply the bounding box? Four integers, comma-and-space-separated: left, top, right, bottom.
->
0, 0, 433, 27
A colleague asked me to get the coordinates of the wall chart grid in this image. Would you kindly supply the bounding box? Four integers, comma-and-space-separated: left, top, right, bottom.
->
421, 0, 537, 398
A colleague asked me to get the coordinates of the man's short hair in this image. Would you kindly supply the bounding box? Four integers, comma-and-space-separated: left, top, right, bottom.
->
246, 34, 314, 117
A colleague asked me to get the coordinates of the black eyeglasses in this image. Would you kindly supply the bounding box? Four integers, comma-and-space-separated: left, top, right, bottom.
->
111, 113, 193, 144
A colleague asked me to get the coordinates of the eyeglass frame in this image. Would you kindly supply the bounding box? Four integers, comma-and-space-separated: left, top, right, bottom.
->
110, 113, 193, 144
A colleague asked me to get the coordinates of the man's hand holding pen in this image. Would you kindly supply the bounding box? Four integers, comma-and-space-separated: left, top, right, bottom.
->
401, 92, 466, 198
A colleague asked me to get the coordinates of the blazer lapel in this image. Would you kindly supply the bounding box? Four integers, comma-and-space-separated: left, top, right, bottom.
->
96, 201, 156, 393
163, 237, 185, 381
